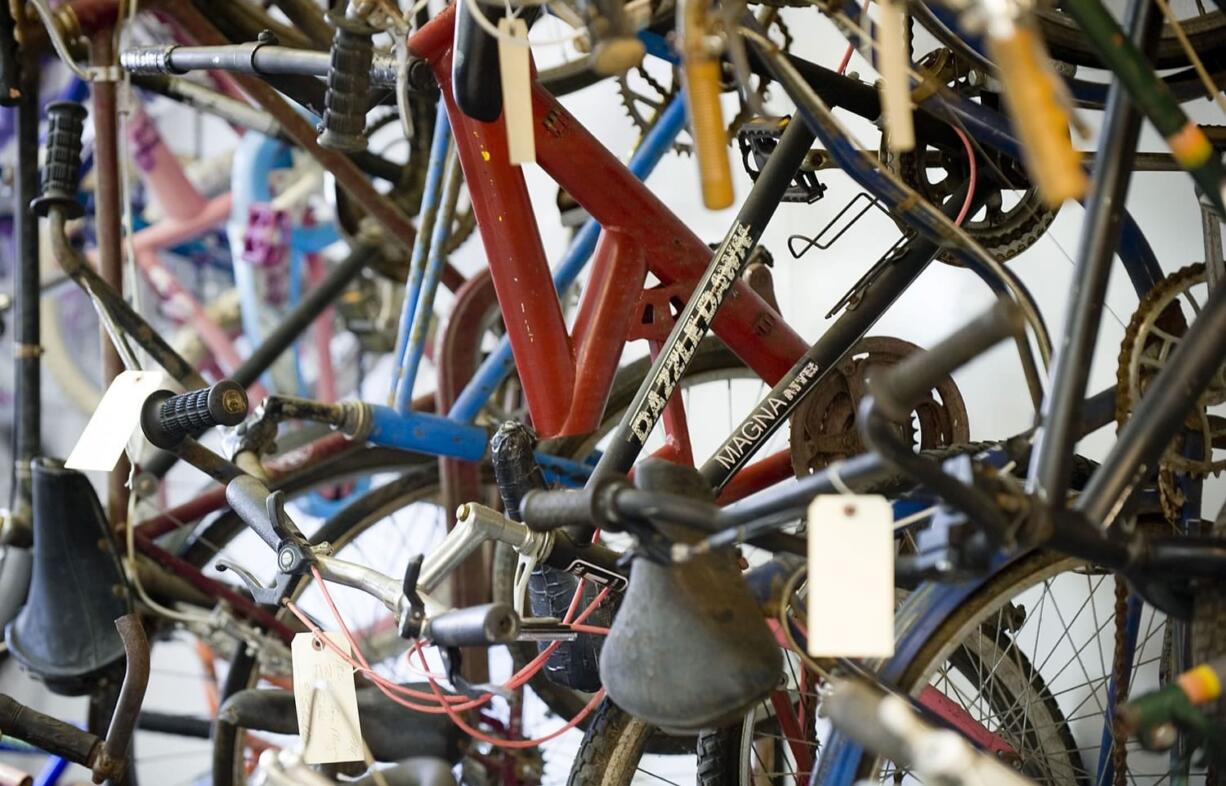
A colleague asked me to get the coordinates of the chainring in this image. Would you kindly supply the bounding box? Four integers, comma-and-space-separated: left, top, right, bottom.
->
616, 12, 791, 156
1116, 262, 1226, 489
788, 336, 970, 476
880, 50, 1055, 266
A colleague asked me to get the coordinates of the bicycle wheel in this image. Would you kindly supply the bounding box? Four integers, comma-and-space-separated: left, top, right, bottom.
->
1035, 4, 1226, 71
818, 550, 1193, 785
571, 660, 822, 786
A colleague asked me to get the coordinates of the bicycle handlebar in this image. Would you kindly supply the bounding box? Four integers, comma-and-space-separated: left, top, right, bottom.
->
869, 299, 1026, 423
140, 381, 249, 450
861, 300, 1027, 548
425, 603, 520, 647
0, 614, 150, 783
120, 43, 399, 87
318, 9, 376, 152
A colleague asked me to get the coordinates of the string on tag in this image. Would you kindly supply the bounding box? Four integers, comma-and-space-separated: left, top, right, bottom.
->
826, 461, 855, 496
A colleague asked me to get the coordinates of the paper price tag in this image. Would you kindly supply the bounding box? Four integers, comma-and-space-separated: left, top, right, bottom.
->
66, 370, 165, 472
806, 495, 894, 657
498, 17, 536, 166
292, 632, 363, 765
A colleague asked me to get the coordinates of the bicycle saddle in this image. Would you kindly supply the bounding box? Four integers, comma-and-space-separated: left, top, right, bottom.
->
218, 684, 464, 763
6, 458, 130, 695
599, 460, 783, 733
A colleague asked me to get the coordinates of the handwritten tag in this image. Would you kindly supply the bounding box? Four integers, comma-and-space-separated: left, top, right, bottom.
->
807, 495, 894, 657
292, 632, 363, 764
498, 17, 535, 165
66, 370, 165, 472
877, 0, 915, 153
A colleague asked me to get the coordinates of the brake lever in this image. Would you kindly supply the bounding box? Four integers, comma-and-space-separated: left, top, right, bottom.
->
215, 560, 298, 606
399, 554, 426, 640
219, 476, 315, 604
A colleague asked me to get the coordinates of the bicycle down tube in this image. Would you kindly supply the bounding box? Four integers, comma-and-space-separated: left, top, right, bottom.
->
409, 5, 809, 441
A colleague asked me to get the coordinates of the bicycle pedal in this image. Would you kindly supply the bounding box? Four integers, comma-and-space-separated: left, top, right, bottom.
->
737, 118, 827, 204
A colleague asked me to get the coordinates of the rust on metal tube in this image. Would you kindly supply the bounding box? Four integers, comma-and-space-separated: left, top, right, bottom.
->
95, 615, 151, 784
88, 29, 130, 526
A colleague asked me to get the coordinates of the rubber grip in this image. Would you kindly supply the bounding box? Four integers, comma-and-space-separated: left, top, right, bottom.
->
427, 603, 519, 647
989, 27, 1087, 208
140, 380, 248, 449
684, 58, 733, 209
0, 695, 100, 767
31, 102, 88, 219
490, 421, 546, 522
520, 488, 596, 532
452, 0, 504, 122
317, 11, 375, 152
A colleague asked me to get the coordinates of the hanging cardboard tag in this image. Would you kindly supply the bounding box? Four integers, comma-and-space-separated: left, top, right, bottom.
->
807, 495, 894, 657
292, 632, 363, 765
498, 17, 536, 165
877, 0, 915, 153
66, 370, 165, 472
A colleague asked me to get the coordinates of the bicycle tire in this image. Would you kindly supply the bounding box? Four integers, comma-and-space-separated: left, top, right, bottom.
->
566, 699, 661, 786
910, 3, 1226, 102
816, 550, 1117, 786
1036, 7, 1226, 71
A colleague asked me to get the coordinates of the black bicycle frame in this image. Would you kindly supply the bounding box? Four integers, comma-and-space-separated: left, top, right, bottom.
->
589, 118, 818, 480
700, 182, 979, 489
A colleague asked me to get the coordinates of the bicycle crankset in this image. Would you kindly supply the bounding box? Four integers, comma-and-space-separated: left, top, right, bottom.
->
1117, 263, 1226, 496
879, 49, 1055, 265
788, 336, 970, 476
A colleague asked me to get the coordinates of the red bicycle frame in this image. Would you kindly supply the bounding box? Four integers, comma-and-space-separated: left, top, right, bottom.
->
410, 6, 809, 440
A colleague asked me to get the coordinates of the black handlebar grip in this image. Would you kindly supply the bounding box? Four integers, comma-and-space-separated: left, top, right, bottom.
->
452, 0, 503, 123
0, 694, 100, 767
317, 10, 375, 152
870, 299, 1025, 423
426, 603, 520, 647
519, 488, 595, 532
141, 380, 248, 449
31, 102, 88, 219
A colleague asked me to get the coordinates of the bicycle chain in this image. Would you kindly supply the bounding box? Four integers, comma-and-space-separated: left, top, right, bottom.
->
1115, 263, 1226, 519
881, 49, 1055, 266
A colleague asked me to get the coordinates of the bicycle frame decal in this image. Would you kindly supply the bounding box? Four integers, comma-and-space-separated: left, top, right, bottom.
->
627, 220, 753, 442
709, 360, 821, 471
